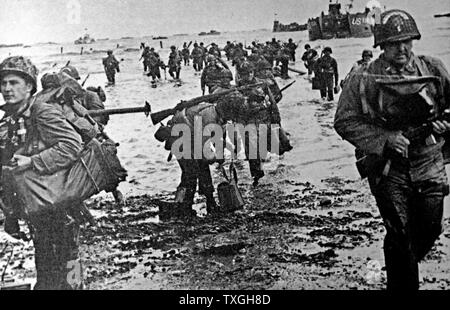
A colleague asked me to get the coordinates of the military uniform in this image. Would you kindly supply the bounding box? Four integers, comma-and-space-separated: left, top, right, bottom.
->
201, 60, 233, 94
102, 52, 120, 84
182, 45, 190, 66
316, 48, 339, 100
301, 47, 318, 76
334, 10, 450, 290
0, 56, 84, 290
168, 104, 222, 216
191, 45, 204, 72
168, 47, 182, 80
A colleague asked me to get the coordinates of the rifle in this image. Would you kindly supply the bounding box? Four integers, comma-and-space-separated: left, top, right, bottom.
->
280, 80, 296, 93
81, 74, 90, 87
288, 67, 306, 75
87, 102, 152, 118
150, 82, 265, 125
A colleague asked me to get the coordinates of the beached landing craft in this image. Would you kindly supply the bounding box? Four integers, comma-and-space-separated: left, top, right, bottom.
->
74, 33, 96, 45
199, 30, 221, 36
307, 0, 378, 41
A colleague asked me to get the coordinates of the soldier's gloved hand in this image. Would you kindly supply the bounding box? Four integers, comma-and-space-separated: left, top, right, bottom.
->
386, 132, 410, 157
431, 120, 450, 135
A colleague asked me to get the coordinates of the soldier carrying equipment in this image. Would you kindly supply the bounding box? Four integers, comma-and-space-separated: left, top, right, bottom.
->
150, 82, 265, 125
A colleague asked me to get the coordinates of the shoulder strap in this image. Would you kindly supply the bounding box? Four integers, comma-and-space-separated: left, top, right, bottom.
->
359, 70, 376, 118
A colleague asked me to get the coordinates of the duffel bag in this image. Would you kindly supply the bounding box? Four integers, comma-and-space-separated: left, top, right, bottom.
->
2, 138, 127, 220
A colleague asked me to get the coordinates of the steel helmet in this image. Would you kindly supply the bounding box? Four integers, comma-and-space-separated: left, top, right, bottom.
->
323, 47, 333, 54
41, 72, 62, 90
239, 61, 254, 75
373, 9, 421, 48
206, 54, 217, 64
0, 56, 39, 95
60, 65, 81, 80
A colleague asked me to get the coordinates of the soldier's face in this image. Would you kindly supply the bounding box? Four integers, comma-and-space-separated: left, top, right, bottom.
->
363, 55, 372, 63
1, 74, 33, 105
383, 39, 413, 66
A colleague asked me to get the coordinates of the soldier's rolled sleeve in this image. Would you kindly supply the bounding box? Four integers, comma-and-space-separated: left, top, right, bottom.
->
334, 73, 395, 156
30, 103, 83, 174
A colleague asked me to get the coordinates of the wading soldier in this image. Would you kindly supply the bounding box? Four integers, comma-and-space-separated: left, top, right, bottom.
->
316, 46, 339, 101
334, 10, 450, 290
0, 56, 84, 289
168, 45, 182, 81
102, 50, 120, 85
191, 43, 204, 72
201, 55, 233, 95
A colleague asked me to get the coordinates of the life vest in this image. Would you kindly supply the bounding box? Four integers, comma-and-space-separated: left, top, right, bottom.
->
360, 55, 443, 131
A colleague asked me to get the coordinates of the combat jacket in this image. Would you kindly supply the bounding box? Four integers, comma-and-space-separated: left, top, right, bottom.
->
0, 99, 83, 174
201, 66, 233, 93
103, 55, 120, 72
334, 53, 450, 182
317, 55, 339, 81
191, 47, 203, 60
83, 90, 109, 127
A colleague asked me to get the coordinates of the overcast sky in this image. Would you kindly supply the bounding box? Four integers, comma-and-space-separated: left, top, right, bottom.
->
0, 0, 449, 44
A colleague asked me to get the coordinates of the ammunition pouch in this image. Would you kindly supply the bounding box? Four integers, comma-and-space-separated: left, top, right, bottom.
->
154, 124, 172, 143
355, 149, 388, 179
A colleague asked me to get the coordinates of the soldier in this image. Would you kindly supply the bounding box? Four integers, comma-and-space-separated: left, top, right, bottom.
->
146, 50, 164, 85
341, 49, 374, 89
208, 43, 221, 58
58, 66, 125, 205
236, 62, 292, 186
334, 9, 450, 290
140, 46, 151, 72
276, 45, 291, 79
0, 56, 84, 289
301, 44, 319, 77
168, 45, 182, 81
102, 50, 120, 85
356, 49, 374, 69
201, 55, 233, 95
223, 41, 235, 61
199, 42, 208, 68
316, 46, 339, 101
286, 38, 298, 62
191, 43, 204, 72
181, 43, 190, 66
59, 65, 110, 128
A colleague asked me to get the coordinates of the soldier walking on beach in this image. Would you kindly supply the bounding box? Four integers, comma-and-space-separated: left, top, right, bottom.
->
102, 50, 120, 85
182, 43, 190, 66
168, 46, 182, 81
301, 44, 319, 78
341, 49, 374, 88
316, 47, 339, 101
57, 65, 125, 204
286, 38, 298, 62
334, 9, 450, 290
191, 43, 204, 72
201, 55, 233, 95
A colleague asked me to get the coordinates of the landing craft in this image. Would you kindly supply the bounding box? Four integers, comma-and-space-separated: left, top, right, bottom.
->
307, 0, 382, 41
